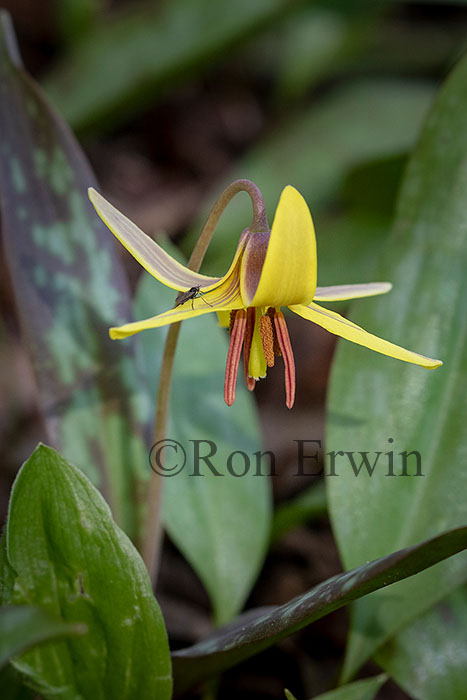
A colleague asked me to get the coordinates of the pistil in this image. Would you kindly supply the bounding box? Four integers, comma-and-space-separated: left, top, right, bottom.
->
243, 308, 256, 391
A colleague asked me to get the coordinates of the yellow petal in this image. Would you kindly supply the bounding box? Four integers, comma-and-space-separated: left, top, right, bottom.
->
313, 282, 392, 301
245, 186, 317, 307
89, 188, 219, 291
110, 275, 243, 339
290, 302, 443, 369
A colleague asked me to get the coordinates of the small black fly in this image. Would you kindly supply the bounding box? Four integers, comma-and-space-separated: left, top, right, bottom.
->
175, 286, 213, 310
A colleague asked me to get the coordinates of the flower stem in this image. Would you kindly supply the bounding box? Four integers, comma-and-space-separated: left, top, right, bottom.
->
142, 179, 267, 585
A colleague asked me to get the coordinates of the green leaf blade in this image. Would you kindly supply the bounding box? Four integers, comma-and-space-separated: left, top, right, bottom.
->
325, 51, 467, 680
376, 588, 467, 700
6, 444, 171, 700
0, 606, 83, 670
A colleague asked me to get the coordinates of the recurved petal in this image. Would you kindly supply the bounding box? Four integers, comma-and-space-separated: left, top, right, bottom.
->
89, 188, 219, 291
110, 274, 244, 339
246, 186, 317, 307
313, 282, 392, 301
290, 302, 442, 369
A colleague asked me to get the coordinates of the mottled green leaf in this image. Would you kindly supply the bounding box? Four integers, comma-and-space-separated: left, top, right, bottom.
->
134, 255, 271, 625
183, 79, 434, 276
285, 674, 386, 700
376, 587, 467, 700
326, 52, 467, 680
43, 0, 303, 133
171, 526, 467, 693
0, 606, 83, 670
0, 11, 151, 539
6, 444, 172, 700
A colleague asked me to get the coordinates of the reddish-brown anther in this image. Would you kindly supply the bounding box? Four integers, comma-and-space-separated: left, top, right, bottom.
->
260, 314, 275, 367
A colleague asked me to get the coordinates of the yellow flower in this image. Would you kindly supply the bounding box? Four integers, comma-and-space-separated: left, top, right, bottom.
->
89, 186, 442, 409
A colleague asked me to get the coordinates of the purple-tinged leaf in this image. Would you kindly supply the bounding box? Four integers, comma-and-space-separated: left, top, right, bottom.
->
171, 526, 467, 693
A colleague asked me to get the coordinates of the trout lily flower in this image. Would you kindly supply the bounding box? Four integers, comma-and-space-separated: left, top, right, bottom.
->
89, 184, 442, 409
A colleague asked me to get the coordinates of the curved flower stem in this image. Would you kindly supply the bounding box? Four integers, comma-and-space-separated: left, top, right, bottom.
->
142, 179, 268, 585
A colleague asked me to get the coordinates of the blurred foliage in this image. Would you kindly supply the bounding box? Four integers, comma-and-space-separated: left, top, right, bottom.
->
271, 480, 327, 543
376, 588, 467, 700
56, 0, 106, 44
44, 0, 306, 134
285, 674, 387, 700
183, 80, 434, 278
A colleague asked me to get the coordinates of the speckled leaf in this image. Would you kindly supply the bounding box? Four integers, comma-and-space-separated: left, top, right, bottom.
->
375, 588, 467, 699
6, 444, 172, 700
0, 12, 151, 539
171, 526, 467, 693
326, 52, 467, 680
285, 674, 387, 700
134, 259, 271, 625
0, 606, 83, 670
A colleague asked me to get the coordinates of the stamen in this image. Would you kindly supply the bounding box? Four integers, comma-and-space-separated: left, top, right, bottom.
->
268, 307, 282, 356
260, 314, 275, 367
243, 307, 256, 391
273, 310, 296, 409
224, 310, 247, 406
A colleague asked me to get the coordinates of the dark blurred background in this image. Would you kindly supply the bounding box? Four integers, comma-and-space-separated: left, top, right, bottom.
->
1, 1, 466, 697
